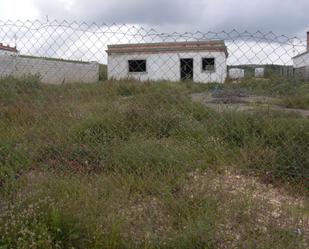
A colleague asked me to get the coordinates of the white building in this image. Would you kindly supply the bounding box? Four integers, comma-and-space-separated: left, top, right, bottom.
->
0, 43, 18, 56
255, 68, 265, 78
292, 32, 309, 80
229, 68, 245, 79
107, 41, 228, 83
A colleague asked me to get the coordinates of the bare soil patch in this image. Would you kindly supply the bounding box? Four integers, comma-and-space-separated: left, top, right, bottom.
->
191, 92, 309, 117
184, 169, 309, 248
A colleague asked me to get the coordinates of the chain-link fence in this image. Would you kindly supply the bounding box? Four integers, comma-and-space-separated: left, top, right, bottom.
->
0, 20, 308, 83
0, 20, 308, 248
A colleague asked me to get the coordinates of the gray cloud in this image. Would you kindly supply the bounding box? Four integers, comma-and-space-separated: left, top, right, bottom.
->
30, 0, 309, 36
2, 1, 307, 66
34, 0, 202, 24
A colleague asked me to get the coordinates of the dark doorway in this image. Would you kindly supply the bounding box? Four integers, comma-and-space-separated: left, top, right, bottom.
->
180, 58, 193, 81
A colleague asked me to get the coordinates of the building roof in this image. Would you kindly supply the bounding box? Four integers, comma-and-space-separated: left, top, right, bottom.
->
0, 43, 18, 53
292, 50, 309, 59
107, 40, 228, 57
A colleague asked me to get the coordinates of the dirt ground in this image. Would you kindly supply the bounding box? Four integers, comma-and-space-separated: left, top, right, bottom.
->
184, 169, 309, 248
191, 92, 309, 118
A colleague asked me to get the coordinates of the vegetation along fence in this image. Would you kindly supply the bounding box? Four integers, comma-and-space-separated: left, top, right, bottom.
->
0, 20, 308, 248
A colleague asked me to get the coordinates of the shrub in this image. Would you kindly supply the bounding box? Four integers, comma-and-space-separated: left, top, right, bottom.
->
216, 112, 309, 181
0, 197, 91, 249
0, 142, 28, 186
106, 138, 198, 173
281, 94, 309, 109
73, 115, 130, 145
99, 64, 107, 81
0, 75, 41, 103
36, 143, 106, 173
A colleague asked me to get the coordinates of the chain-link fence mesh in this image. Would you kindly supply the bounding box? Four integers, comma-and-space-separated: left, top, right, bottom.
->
0, 20, 308, 83
0, 20, 308, 248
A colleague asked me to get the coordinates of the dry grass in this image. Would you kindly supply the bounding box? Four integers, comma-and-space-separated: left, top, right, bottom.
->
184, 169, 308, 249
0, 77, 308, 248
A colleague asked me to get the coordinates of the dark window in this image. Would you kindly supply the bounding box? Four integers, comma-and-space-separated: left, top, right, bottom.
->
128, 60, 146, 72
202, 58, 215, 72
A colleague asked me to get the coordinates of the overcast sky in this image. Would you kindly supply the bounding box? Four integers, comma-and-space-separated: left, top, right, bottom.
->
0, 0, 307, 65
0, 0, 308, 36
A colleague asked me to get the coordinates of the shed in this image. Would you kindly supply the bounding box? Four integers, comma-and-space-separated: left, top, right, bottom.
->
106, 41, 228, 83
255, 68, 265, 78
229, 68, 245, 79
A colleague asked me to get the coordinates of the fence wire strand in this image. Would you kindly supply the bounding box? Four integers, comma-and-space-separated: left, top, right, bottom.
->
0, 20, 308, 178
0, 19, 309, 248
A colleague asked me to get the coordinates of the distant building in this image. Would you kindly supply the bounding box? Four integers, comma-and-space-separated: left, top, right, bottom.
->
292, 32, 309, 80
255, 68, 264, 78
229, 68, 245, 79
107, 41, 228, 83
0, 43, 18, 55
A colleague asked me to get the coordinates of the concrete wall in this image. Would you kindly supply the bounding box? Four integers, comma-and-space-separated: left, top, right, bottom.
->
0, 55, 15, 77
294, 66, 309, 81
293, 52, 309, 81
108, 51, 227, 83
229, 68, 245, 79
0, 50, 17, 56
0, 55, 99, 84
255, 68, 265, 78
293, 52, 309, 68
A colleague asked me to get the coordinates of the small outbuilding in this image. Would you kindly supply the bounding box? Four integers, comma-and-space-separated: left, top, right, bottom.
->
292, 32, 309, 80
255, 68, 265, 78
229, 68, 245, 80
107, 41, 228, 83
0, 43, 18, 55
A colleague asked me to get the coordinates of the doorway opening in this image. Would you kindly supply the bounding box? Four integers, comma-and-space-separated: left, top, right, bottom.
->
180, 58, 193, 81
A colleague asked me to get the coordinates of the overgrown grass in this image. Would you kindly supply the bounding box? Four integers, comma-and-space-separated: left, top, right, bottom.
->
213, 76, 309, 109
99, 64, 108, 81
245, 77, 309, 108
0, 77, 308, 248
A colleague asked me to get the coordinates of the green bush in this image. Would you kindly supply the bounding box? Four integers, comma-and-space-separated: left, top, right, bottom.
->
106, 138, 201, 174
73, 115, 129, 145
0, 75, 41, 103
0, 77, 308, 248
0, 197, 91, 249
0, 142, 28, 186
36, 143, 106, 173
281, 94, 309, 109
99, 64, 107, 81
214, 112, 309, 181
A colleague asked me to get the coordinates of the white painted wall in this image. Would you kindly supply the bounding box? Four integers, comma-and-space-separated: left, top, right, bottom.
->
0, 50, 17, 56
228, 68, 245, 79
108, 51, 227, 83
0, 55, 99, 84
293, 52, 309, 81
255, 68, 264, 78
0, 55, 15, 77
293, 52, 309, 68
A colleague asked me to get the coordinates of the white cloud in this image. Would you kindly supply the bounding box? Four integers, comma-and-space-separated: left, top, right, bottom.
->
1, 0, 309, 35
26, 0, 309, 35
0, 0, 308, 65
0, 0, 39, 20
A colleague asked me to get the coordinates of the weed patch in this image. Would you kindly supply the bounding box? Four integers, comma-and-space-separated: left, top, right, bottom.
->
0, 77, 308, 248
